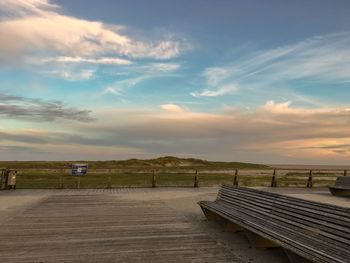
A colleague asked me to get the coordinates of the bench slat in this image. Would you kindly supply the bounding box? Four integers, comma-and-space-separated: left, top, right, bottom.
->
222, 186, 350, 217
200, 201, 347, 263
216, 195, 350, 250
219, 190, 350, 235
199, 186, 350, 263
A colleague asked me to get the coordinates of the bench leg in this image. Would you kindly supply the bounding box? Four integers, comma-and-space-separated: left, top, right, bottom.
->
284, 249, 313, 263
201, 207, 219, 221
224, 221, 244, 233
244, 230, 280, 248
202, 211, 244, 232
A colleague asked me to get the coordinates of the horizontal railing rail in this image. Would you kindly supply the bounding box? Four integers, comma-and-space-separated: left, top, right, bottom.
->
0, 167, 347, 190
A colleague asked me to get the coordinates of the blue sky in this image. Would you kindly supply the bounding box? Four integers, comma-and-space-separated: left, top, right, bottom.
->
1, 0, 350, 164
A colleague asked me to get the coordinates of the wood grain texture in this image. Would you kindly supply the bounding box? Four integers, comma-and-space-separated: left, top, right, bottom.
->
0, 193, 240, 262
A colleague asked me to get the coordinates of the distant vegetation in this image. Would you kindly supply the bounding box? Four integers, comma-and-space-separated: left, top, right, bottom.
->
0, 156, 269, 169
0, 157, 341, 189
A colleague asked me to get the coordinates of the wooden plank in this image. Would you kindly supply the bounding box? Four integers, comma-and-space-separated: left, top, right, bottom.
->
199, 186, 350, 263
200, 201, 348, 262
0, 194, 240, 263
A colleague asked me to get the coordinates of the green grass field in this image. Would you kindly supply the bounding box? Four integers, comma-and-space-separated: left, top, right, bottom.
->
1, 157, 342, 189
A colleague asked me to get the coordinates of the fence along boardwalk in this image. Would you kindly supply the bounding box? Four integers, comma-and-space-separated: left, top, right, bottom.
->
199, 185, 350, 263
0, 193, 241, 262
1, 167, 348, 189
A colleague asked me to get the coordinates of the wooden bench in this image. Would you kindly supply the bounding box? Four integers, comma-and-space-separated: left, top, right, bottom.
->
198, 185, 350, 263
329, 176, 350, 197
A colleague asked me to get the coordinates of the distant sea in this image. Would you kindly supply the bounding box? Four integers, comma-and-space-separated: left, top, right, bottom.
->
269, 164, 350, 170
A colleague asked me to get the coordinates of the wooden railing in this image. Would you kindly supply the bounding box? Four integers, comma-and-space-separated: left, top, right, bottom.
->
0, 167, 348, 189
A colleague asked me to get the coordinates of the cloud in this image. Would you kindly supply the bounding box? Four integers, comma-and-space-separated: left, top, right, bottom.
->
34, 56, 132, 65
160, 104, 185, 113
2, 101, 350, 163
88, 102, 350, 163
145, 63, 181, 73
0, 0, 58, 16
47, 68, 96, 81
191, 84, 237, 97
193, 32, 350, 99
0, 94, 95, 122
103, 87, 122, 96
0, 131, 47, 144
102, 62, 181, 95
0, 0, 190, 64
103, 76, 150, 96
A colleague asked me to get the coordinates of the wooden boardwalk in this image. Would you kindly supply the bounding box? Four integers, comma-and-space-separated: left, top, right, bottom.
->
0, 193, 240, 262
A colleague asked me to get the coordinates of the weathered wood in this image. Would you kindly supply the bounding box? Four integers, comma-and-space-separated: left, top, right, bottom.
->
194, 175, 199, 188
0, 169, 5, 190
200, 207, 219, 221
233, 175, 238, 186
199, 185, 350, 263
284, 249, 313, 263
106, 169, 112, 188
152, 173, 157, 188
306, 170, 313, 188
59, 170, 63, 189
244, 230, 280, 248
271, 175, 277, 187
224, 221, 244, 233
329, 176, 350, 197
0, 193, 239, 262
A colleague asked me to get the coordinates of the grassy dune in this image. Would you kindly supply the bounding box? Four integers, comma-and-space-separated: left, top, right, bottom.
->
0, 156, 269, 169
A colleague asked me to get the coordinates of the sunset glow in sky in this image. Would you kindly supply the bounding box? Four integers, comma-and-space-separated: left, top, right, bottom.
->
1, 0, 350, 164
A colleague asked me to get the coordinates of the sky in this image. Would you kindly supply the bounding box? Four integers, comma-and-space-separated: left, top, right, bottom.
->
1, 0, 350, 164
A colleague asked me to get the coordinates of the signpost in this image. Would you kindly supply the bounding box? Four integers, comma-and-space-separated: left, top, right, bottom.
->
72, 164, 88, 189
72, 164, 88, 176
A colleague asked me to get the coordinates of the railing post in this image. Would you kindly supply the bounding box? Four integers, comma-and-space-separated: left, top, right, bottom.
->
77, 177, 81, 189
59, 169, 64, 189
152, 169, 156, 188
271, 169, 277, 187
107, 169, 112, 188
194, 169, 199, 188
233, 169, 239, 186
233, 175, 238, 186
344, 170, 347, 176
307, 170, 313, 188
0, 169, 4, 190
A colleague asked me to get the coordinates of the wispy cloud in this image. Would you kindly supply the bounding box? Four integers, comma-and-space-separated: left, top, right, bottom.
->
33, 56, 132, 65
103, 87, 122, 96
0, 94, 95, 122
103, 75, 150, 96
191, 84, 237, 97
0, 0, 59, 16
46, 68, 96, 81
102, 62, 182, 95
193, 32, 350, 99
